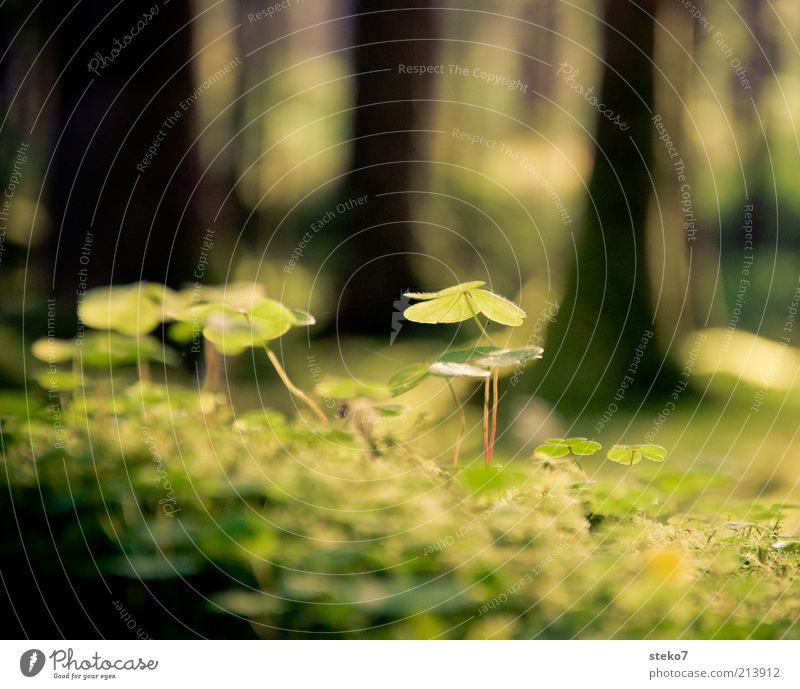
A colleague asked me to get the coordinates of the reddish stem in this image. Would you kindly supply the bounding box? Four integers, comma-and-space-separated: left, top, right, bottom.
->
483, 375, 490, 466
488, 368, 499, 463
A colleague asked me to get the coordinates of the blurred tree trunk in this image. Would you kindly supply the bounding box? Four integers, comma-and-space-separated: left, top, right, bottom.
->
49, 0, 202, 296
539, 0, 680, 412
335, 0, 440, 333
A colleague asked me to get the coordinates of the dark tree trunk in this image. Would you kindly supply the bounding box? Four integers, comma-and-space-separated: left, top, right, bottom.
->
538, 0, 680, 413
48, 0, 202, 296
335, 0, 441, 334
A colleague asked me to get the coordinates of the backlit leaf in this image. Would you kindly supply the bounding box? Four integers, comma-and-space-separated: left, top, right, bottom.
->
606, 446, 643, 465
203, 310, 257, 356
568, 438, 602, 456
638, 444, 668, 462
79, 284, 163, 336
429, 361, 492, 378
388, 363, 431, 397
475, 346, 543, 368
290, 308, 316, 326
438, 346, 498, 364
403, 293, 474, 324
247, 298, 297, 342
467, 289, 526, 326
404, 281, 485, 300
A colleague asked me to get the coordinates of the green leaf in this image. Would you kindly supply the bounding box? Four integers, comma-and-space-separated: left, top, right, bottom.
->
475, 346, 543, 368
289, 308, 316, 326
140, 282, 188, 318
638, 444, 668, 462
606, 443, 667, 465
403, 281, 525, 328
606, 445, 643, 465
467, 289, 526, 326
438, 346, 498, 364
772, 540, 800, 552
32, 338, 76, 363
404, 281, 485, 300
82, 333, 176, 367
535, 440, 571, 458
35, 369, 82, 391
535, 437, 600, 458
79, 284, 164, 336
568, 438, 602, 456
167, 320, 198, 344
33, 332, 175, 369
247, 298, 298, 342
429, 361, 491, 378
187, 282, 267, 310
388, 363, 430, 396
202, 310, 257, 356
403, 293, 475, 324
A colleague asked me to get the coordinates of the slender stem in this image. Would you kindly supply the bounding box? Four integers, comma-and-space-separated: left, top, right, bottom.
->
571, 452, 589, 480
465, 295, 495, 347
201, 338, 220, 395
265, 346, 328, 424
488, 367, 499, 463
447, 380, 465, 468
137, 358, 151, 384
483, 375, 490, 466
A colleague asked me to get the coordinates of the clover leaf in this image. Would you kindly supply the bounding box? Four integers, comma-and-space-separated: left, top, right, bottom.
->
606, 444, 668, 466
403, 281, 526, 326
535, 437, 602, 459
80, 282, 183, 336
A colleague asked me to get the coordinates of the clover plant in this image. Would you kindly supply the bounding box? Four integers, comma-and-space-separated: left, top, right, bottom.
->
535, 438, 668, 474
78, 282, 185, 381
399, 281, 536, 466
535, 437, 601, 478
173, 296, 327, 423
606, 443, 668, 466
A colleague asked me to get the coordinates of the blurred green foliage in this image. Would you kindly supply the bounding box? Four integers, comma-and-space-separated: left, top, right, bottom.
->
2, 383, 798, 639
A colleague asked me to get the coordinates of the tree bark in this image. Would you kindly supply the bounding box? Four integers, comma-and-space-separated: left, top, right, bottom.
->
539, 0, 681, 412
335, 0, 441, 333
48, 0, 202, 296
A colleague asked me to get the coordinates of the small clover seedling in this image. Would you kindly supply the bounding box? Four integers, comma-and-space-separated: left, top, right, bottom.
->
606, 443, 668, 467
79, 282, 185, 381
535, 437, 601, 478
402, 281, 533, 466
79, 282, 185, 337
175, 296, 327, 423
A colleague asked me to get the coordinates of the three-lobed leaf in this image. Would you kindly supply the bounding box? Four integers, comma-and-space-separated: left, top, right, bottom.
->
466, 289, 526, 326
79, 283, 174, 336
174, 296, 315, 355
402, 293, 475, 324
404, 281, 486, 300
606, 444, 668, 466
535, 437, 601, 459
403, 281, 526, 327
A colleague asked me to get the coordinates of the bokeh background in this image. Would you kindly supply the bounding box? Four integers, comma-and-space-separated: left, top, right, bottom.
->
2, 0, 800, 639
